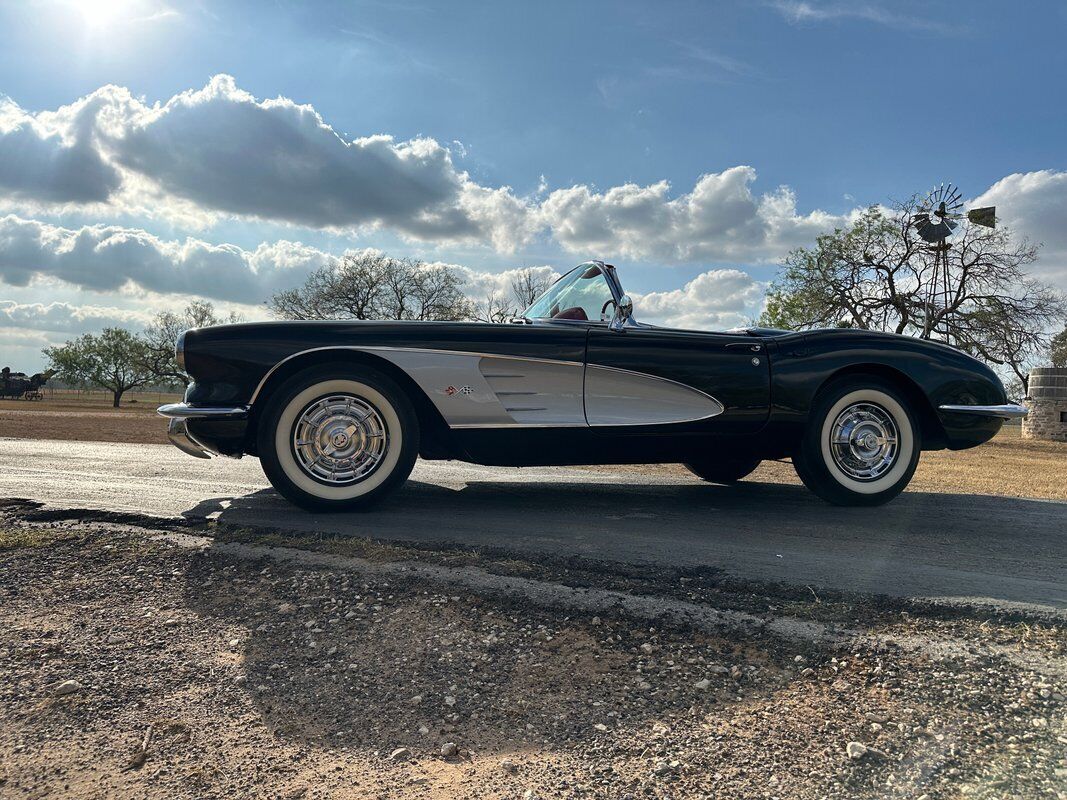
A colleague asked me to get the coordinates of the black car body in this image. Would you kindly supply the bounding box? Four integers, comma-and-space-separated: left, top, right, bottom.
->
160, 262, 1024, 509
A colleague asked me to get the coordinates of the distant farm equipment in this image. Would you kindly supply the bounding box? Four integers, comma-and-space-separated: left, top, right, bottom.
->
1, 367, 56, 400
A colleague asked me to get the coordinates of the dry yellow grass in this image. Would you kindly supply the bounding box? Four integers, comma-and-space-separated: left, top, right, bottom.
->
594, 426, 1067, 502
911, 426, 1067, 500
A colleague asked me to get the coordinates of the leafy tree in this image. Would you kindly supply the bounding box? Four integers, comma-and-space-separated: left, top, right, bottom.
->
143, 300, 242, 387
45, 328, 155, 407
270, 253, 472, 321
1050, 325, 1067, 368
760, 201, 1065, 392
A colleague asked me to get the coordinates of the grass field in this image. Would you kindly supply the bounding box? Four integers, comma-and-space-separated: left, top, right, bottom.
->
1, 393, 1064, 500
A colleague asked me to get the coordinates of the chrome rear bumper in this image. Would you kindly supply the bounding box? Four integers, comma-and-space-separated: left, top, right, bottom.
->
158, 403, 249, 459
938, 403, 1028, 420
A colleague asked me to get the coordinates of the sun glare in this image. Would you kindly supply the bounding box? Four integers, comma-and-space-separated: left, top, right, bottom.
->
70, 0, 137, 29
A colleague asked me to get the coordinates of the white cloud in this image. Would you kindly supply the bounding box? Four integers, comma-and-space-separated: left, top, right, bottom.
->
0, 76, 535, 249
0, 214, 329, 303
971, 170, 1067, 285
539, 167, 851, 263
0, 94, 122, 203
0, 213, 762, 335
768, 1, 953, 32
3, 76, 1061, 293
452, 264, 559, 301
633, 269, 765, 330
0, 78, 845, 262
0, 300, 151, 334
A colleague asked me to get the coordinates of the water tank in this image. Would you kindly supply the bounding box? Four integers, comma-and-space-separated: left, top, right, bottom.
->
1023, 367, 1067, 442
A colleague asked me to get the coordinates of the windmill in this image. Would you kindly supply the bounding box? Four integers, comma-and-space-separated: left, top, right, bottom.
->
910, 183, 997, 340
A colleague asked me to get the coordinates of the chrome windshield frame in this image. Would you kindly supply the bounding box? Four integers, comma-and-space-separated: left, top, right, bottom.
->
521, 261, 641, 328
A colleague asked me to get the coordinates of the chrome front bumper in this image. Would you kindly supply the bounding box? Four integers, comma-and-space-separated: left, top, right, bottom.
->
938, 403, 1028, 420
158, 403, 249, 459
166, 418, 212, 459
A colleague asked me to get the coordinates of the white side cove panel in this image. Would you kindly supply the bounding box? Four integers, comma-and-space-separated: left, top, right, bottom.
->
335, 347, 720, 429
584, 364, 724, 426
356, 348, 586, 428
478, 356, 585, 426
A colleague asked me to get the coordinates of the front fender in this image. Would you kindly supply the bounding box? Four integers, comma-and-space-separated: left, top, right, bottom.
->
770, 330, 1007, 450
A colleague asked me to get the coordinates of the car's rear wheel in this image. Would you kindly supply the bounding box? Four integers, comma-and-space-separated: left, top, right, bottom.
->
257, 364, 419, 511
793, 376, 920, 506
684, 455, 762, 484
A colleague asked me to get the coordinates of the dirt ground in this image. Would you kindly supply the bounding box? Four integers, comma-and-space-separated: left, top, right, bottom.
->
0, 502, 1064, 800
1, 395, 1065, 500
0, 391, 180, 446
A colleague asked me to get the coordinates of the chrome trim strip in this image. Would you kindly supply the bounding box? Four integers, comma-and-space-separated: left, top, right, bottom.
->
938, 403, 1028, 420
158, 403, 249, 419
246, 345, 584, 406
450, 422, 589, 430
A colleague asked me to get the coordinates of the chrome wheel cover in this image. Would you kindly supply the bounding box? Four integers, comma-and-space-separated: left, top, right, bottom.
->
290, 394, 388, 485
828, 402, 899, 481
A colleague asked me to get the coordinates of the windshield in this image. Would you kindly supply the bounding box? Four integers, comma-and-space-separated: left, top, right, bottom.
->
523, 263, 617, 322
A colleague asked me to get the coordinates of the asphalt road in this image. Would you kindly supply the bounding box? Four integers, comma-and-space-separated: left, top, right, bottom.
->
1, 437, 1064, 613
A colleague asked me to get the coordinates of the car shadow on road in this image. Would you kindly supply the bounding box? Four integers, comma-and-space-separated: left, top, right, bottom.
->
186, 477, 1067, 611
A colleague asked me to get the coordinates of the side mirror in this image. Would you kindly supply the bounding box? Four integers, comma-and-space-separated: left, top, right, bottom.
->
610, 294, 633, 331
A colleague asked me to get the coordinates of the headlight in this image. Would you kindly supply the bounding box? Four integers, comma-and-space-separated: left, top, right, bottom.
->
175, 330, 187, 371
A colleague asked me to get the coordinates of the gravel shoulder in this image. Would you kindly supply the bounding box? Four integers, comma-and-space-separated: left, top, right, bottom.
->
1, 503, 1064, 800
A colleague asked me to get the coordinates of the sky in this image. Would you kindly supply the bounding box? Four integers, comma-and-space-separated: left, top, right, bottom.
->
1, 0, 1065, 372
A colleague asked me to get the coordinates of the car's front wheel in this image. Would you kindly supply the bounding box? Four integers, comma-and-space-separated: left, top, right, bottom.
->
257, 364, 419, 512
792, 376, 920, 506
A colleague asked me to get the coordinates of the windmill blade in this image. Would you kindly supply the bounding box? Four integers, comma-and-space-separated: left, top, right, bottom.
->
967, 206, 996, 228
917, 219, 954, 242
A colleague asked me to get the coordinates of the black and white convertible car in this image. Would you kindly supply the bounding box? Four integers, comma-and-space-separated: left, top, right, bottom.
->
159, 261, 1024, 510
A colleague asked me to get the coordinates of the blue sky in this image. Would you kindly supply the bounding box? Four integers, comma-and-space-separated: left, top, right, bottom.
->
1, 0, 1065, 370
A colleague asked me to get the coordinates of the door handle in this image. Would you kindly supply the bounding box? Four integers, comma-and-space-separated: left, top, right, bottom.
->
725, 342, 762, 352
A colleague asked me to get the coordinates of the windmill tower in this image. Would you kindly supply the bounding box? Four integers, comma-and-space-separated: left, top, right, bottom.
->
910, 183, 997, 340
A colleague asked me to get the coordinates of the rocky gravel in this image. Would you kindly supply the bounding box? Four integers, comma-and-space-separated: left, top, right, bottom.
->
0, 510, 1064, 799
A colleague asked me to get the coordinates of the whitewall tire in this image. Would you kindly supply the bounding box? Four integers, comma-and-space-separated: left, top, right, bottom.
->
793, 377, 920, 506
257, 365, 419, 511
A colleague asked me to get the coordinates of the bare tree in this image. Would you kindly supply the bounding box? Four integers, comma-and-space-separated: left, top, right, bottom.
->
270, 254, 472, 322
471, 290, 517, 324
470, 268, 554, 323
511, 268, 553, 309
142, 300, 242, 387
761, 200, 1065, 391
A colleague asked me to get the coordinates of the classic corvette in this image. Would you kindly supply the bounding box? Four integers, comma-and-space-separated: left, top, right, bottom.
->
159, 261, 1025, 510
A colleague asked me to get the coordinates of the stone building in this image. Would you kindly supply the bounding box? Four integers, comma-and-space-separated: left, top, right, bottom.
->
1023, 367, 1067, 442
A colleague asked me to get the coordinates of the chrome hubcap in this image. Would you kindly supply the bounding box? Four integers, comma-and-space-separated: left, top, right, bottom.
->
828, 402, 899, 481
291, 394, 388, 485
